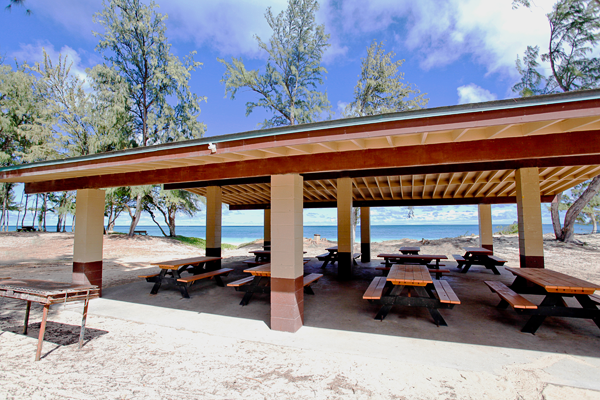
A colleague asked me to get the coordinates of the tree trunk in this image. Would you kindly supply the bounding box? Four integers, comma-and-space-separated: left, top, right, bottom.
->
16, 186, 24, 230
551, 193, 563, 240
168, 206, 176, 237
561, 175, 600, 242
32, 194, 38, 230
21, 194, 28, 227
147, 207, 167, 237
590, 212, 597, 234
128, 192, 144, 236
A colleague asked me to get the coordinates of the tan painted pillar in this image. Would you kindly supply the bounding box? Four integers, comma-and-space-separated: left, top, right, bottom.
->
73, 189, 105, 294
515, 168, 545, 268
205, 186, 222, 268
360, 207, 371, 262
478, 204, 494, 252
337, 177, 354, 279
264, 208, 271, 248
271, 174, 304, 332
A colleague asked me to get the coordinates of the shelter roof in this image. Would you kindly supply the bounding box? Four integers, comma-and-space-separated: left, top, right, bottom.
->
2, 90, 600, 208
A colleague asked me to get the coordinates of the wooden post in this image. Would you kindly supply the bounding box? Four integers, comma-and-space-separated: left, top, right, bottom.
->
478, 204, 493, 252
360, 207, 371, 262
516, 168, 545, 268
337, 177, 354, 279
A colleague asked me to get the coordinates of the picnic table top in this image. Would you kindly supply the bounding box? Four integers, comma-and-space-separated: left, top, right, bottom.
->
377, 253, 447, 260
399, 246, 420, 252
151, 256, 223, 269
387, 265, 433, 287
463, 247, 493, 255
506, 267, 600, 295
249, 250, 270, 255
244, 259, 311, 277
0, 279, 100, 305
325, 246, 338, 252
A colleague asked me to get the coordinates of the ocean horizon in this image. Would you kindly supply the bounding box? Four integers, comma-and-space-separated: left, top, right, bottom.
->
8, 224, 592, 245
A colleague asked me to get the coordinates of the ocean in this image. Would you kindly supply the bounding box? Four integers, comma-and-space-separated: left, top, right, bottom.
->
10, 224, 591, 245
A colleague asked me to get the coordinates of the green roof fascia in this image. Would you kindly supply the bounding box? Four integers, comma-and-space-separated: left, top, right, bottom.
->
3, 89, 600, 174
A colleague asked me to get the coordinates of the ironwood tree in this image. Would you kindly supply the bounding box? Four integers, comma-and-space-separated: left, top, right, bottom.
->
513, 0, 600, 242
219, 0, 331, 128
94, 0, 206, 236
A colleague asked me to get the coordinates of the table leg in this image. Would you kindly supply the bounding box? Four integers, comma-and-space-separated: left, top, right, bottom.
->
23, 301, 31, 335
460, 261, 473, 274
521, 294, 561, 334
150, 269, 167, 295
414, 286, 447, 327
374, 285, 402, 321
171, 270, 190, 299
575, 294, 600, 330
78, 296, 90, 349
240, 277, 263, 306
35, 304, 50, 361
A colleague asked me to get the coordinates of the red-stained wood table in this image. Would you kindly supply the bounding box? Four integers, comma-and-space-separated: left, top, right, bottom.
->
399, 246, 420, 255
0, 279, 99, 361
501, 267, 600, 334
455, 247, 505, 275
364, 264, 460, 326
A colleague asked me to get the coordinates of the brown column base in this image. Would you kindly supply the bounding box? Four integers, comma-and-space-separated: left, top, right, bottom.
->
264, 240, 271, 247
481, 244, 494, 252
520, 255, 544, 268
205, 247, 222, 269
271, 276, 304, 332
361, 243, 371, 262
338, 252, 353, 280
73, 261, 103, 296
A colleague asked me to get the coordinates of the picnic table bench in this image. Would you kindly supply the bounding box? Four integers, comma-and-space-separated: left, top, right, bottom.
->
228, 261, 320, 305
484, 267, 600, 334
16, 226, 36, 232
453, 247, 505, 275
133, 230, 148, 235
0, 279, 99, 361
363, 264, 460, 326
139, 256, 225, 298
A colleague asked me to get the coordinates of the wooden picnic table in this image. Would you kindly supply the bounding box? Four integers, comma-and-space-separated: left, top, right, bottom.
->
228, 260, 319, 306
378, 253, 447, 268
399, 246, 420, 255
249, 250, 271, 262
454, 247, 505, 275
140, 256, 226, 298
485, 267, 600, 334
363, 264, 460, 326
0, 279, 99, 361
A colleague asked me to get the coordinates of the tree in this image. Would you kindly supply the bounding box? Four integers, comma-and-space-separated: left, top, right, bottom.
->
144, 187, 203, 237
219, 0, 331, 128
94, 0, 206, 236
345, 41, 428, 117
5, 0, 30, 15
513, 0, 600, 242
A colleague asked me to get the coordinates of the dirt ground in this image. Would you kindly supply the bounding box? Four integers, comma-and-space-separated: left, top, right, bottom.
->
1, 231, 600, 399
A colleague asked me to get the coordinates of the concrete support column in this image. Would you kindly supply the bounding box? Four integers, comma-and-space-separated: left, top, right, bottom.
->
360, 207, 371, 262
270, 174, 304, 332
516, 168, 545, 268
205, 186, 222, 268
73, 189, 105, 294
337, 177, 354, 279
478, 204, 494, 252
264, 208, 271, 248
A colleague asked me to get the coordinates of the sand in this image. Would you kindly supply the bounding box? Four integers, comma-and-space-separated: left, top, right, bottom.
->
1, 231, 600, 399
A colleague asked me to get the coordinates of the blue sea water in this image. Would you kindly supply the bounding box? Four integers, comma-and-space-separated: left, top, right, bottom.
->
6, 224, 592, 245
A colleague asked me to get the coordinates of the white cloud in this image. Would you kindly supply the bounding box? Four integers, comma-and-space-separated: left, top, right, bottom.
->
325, 0, 556, 77
11, 42, 89, 82
457, 83, 497, 104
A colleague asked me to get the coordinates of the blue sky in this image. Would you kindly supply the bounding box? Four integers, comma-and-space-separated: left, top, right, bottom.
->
1, 0, 561, 226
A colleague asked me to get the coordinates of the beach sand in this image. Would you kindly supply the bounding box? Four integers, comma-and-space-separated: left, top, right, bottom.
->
1, 231, 600, 399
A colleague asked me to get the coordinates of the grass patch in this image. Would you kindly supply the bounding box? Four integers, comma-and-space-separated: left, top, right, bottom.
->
496, 222, 519, 235
174, 235, 236, 250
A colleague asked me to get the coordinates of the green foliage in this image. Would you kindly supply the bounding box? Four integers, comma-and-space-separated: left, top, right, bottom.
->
513, 46, 547, 97
173, 235, 236, 250
144, 187, 204, 237
94, 0, 206, 146
5, 0, 30, 15
219, 0, 331, 128
345, 41, 428, 117
496, 222, 519, 235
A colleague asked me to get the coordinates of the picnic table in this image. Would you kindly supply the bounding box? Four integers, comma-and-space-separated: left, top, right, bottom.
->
0, 279, 100, 361
227, 261, 320, 306
399, 246, 420, 255
249, 250, 271, 262
316, 246, 360, 268
453, 247, 506, 275
485, 267, 600, 334
16, 226, 36, 232
363, 264, 460, 326
139, 256, 228, 298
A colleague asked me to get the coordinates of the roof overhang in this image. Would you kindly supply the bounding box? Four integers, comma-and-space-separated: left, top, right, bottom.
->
2, 90, 600, 208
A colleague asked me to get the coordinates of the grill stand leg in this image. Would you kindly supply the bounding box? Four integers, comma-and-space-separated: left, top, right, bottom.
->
78, 296, 90, 349
35, 304, 50, 361
23, 301, 31, 335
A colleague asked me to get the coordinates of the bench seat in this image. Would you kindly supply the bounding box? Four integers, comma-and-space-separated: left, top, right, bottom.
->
453, 254, 466, 264
590, 293, 600, 305
432, 280, 461, 304
316, 253, 332, 260
484, 281, 537, 309
177, 268, 233, 285
363, 276, 387, 300
227, 276, 254, 287
138, 273, 159, 280
303, 273, 323, 287
242, 260, 269, 268
488, 255, 507, 264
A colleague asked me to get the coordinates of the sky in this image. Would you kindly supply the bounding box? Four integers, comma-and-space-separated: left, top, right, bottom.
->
1, 0, 564, 227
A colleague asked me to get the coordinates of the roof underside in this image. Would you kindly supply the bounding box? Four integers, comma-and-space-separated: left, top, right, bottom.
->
2, 91, 600, 208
